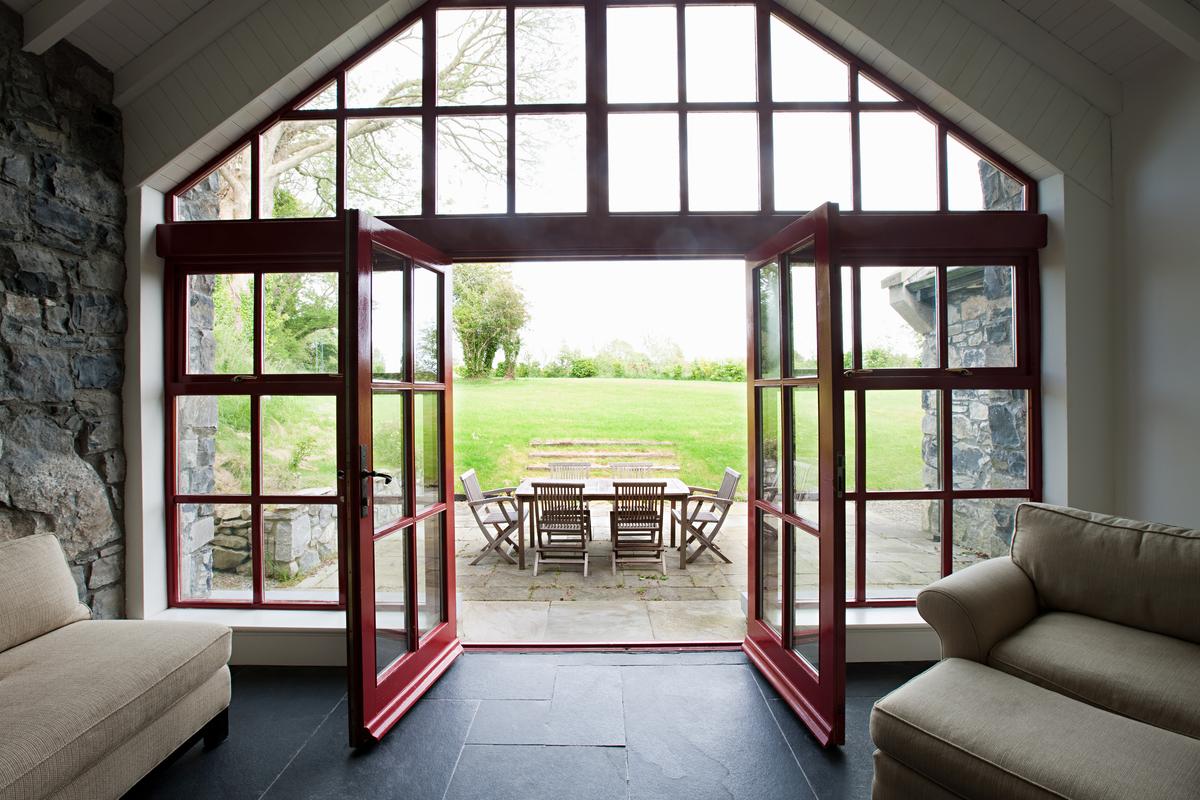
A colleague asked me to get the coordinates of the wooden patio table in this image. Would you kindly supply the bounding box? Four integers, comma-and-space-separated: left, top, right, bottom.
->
513, 478, 693, 570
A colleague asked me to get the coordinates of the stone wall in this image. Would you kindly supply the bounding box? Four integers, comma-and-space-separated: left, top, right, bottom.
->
0, 7, 126, 617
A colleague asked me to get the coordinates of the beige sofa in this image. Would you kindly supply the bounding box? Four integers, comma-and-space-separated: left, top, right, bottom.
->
0, 535, 232, 800
870, 503, 1200, 799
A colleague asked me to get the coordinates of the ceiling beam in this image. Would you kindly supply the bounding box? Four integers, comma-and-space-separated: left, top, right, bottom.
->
943, 0, 1123, 115
22, 0, 112, 54
113, 0, 270, 107
1108, 0, 1200, 60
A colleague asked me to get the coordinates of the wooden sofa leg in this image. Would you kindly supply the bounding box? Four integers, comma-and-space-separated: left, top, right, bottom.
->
202, 707, 229, 750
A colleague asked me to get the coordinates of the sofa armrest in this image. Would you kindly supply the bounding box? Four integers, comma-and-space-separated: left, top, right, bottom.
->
917, 556, 1037, 663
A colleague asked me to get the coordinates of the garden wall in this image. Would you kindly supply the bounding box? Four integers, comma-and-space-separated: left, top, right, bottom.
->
0, 7, 127, 617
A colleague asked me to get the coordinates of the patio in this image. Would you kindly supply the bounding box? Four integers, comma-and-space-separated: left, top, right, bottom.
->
453, 501, 945, 643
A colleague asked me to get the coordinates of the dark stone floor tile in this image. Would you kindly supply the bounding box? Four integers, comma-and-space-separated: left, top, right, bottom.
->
845, 661, 933, 698
549, 650, 748, 667
622, 664, 816, 800
467, 665, 625, 745
427, 653, 558, 700
769, 696, 878, 800
125, 667, 346, 800
262, 697, 478, 800
444, 745, 628, 800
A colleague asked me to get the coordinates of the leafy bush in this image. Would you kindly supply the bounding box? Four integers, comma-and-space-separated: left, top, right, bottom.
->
569, 358, 598, 378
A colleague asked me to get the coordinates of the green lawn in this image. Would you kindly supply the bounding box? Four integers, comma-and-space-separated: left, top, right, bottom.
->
207, 379, 930, 499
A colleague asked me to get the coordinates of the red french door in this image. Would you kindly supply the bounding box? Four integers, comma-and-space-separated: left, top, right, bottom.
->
743, 203, 847, 746
345, 210, 461, 746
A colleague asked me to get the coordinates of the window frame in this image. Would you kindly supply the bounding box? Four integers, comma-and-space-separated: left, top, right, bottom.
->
166, 0, 1035, 224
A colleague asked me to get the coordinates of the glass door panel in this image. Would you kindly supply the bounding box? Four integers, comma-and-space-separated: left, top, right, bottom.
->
744, 203, 846, 747
346, 211, 459, 747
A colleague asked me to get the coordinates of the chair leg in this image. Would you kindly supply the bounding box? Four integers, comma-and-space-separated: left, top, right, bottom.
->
533, 551, 541, 577
202, 707, 229, 750
583, 552, 589, 578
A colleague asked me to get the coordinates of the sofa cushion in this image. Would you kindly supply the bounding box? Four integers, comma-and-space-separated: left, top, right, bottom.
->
989, 612, 1200, 740
870, 659, 1200, 800
0, 620, 231, 800
1011, 503, 1200, 644
0, 535, 90, 653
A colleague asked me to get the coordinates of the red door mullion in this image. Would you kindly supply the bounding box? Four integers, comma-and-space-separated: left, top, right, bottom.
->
250, 395, 265, 603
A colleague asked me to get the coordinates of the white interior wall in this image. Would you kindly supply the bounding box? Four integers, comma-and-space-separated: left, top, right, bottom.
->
1112, 52, 1200, 528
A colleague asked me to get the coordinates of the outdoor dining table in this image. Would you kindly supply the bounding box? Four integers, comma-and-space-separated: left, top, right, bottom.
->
512, 478, 693, 570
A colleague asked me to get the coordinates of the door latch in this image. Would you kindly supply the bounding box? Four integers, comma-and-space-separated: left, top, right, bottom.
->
358, 444, 393, 518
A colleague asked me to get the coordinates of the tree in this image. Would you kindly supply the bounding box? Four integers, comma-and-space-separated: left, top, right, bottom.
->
209, 9, 578, 219
452, 264, 529, 378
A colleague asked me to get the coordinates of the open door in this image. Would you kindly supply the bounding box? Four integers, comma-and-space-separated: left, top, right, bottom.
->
345, 210, 461, 746
743, 203, 847, 746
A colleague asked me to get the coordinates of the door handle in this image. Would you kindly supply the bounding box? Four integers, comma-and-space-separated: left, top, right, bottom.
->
946, 367, 974, 376
362, 469, 393, 485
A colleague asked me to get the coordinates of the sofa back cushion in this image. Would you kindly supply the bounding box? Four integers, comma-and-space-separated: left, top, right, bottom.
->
0, 535, 90, 653
1011, 503, 1200, 644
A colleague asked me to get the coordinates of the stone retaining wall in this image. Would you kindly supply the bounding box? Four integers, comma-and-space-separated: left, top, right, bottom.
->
0, 7, 127, 617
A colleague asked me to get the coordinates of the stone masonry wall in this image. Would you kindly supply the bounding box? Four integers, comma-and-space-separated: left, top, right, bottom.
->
0, 7, 127, 617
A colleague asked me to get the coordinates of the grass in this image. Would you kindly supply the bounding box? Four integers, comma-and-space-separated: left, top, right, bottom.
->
207, 379, 931, 499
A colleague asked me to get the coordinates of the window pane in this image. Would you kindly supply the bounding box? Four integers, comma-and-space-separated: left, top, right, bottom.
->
845, 501, 857, 600
179, 503, 251, 601
866, 500, 941, 599
346, 117, 422, 216
176, 145, 250, 221
865, 390, 940, 491
414, 267, 440, 382
947, 266, 1016, 369
858, 74, 897, 102
953, 498, 1025, 572
187, 274, 254, 374
759, 513, 783, 634
417, 513, 444, 635
263, 503, 339, 602
790, 257, 816, 377
608, 6, 677, 103
348, 22, 421, 108
437, 9, 506, 106
686, 5, 756, 102
260, 120, 337, 218
756, 261, 781, 378
687, 112, 758, 211
859, 112, 937, 211
372, 251, 407, 380
374, 527, 409, 676
297, 82, 337, 111
792, 387, 819, 523
759, 386, 782, 509
373, 392, 407, 533
517, 114, 586, 213
859, 266, 937, 368
437, 115, 507, 214
770, 16, 847, 101
947, 135, 1024, 210
415, 391, 442, 510
264, 272, 339, 374
792, 525, 819, 670
516, 7, 585, 104
177, 395, 250, 495
951, 390, 1028, 490
841, 266, 853, 370
261, 395, 337, 494
773, 112, 852, 211
608, 113, 679, 212
845, 391, 856, 493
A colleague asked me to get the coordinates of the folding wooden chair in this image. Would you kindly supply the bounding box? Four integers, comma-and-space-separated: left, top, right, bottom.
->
610, 462, 652, 479
460, 469, 520, 566
547, 461, 591, 479
532, 482, 591, 576
610, 481, 667, 575
672, 467, 741, 564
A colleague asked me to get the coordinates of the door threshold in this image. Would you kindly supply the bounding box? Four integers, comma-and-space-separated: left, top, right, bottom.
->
462, 640, 744, 653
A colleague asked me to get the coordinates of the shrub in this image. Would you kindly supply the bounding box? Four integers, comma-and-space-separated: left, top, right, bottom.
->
569, 358, 598, 378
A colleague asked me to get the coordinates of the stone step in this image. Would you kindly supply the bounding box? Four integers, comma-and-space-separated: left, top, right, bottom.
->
529, 451, 674, 459
526, 463, 680, 472
530, 438, 674, 447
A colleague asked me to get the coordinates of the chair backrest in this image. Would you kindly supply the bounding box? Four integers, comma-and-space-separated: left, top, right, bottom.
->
0, 535, 90, 653
610, 462, 651, 480
717, 467, 741, 501
532, 482, 587, 532
548, 461, 591, 480
460, 469, 484, 503
613, 481, 666, 532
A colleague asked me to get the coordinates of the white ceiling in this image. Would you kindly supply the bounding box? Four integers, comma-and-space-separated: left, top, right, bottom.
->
1001, 0, 1171, 77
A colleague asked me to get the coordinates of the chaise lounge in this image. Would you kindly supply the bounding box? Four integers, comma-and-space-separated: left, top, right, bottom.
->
869, 503, 1200, 799
0, 535, 232, 800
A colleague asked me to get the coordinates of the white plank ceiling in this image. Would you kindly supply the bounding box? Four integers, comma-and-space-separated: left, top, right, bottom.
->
1001, 0, 1170, 77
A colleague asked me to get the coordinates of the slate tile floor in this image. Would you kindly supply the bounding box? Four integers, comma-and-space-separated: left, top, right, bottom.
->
125, 653, 931, 800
